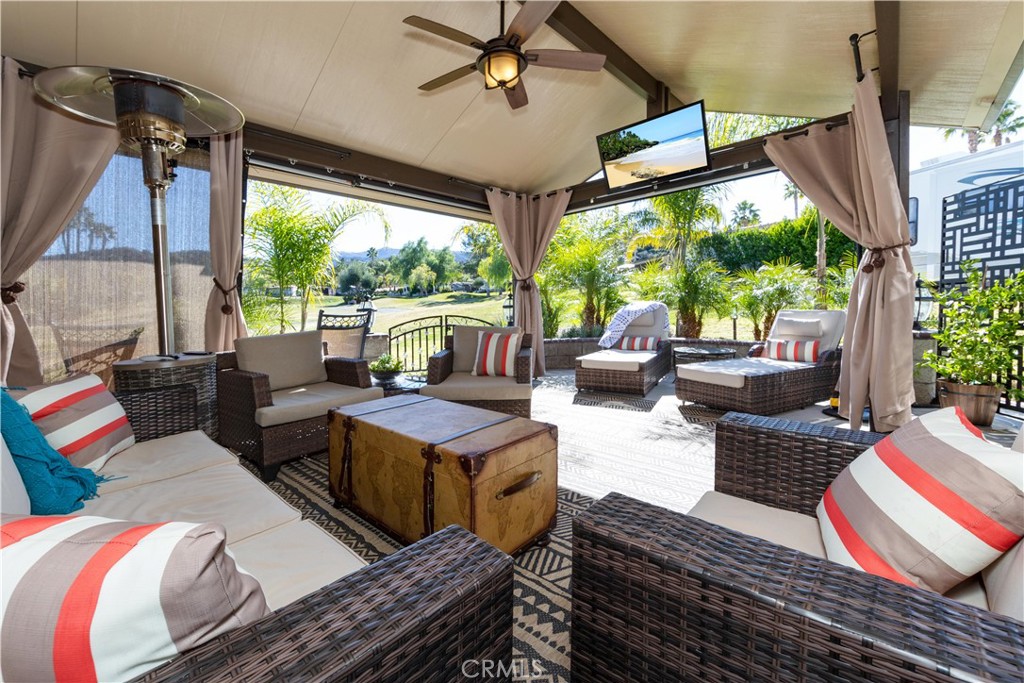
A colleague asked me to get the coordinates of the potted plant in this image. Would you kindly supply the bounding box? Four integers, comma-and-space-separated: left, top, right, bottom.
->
920, 262, 1023, 426
368, 354, 404, 384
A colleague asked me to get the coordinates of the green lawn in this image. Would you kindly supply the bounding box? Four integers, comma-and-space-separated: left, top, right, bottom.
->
259, 292, 759, 342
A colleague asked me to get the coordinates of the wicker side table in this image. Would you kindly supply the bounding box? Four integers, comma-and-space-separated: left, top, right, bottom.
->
114, 354, 218, 440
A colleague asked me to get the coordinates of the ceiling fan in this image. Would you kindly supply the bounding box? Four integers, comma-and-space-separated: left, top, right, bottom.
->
403, 0, 606, 110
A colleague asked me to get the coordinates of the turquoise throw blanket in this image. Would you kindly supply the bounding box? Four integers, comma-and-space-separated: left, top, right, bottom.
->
1, 389, 103, 514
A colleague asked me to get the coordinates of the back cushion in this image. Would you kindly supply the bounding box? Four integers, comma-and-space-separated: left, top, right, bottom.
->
768, 309, 846, 352
236, 330, 328, 391
981, 539, 1023, 621
817, 407, 1023, 594
774, 316, 823, 338
7, 374, 135, 471
452, 325, 521, 373
0, 514, 270, 682
623, 305, 669, 340
1, 436, 30, 514
616, 336, 659, 351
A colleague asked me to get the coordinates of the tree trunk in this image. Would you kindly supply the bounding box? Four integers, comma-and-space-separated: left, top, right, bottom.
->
967, 130, 979, 154
753, 322, 763, 341
993, 130, 1003, 147
277, 289, 286, 334
582, 299, 597, 328
816, 208, 827, 309
793, 196, 799, 219
678, 309, 700, 338
299, 289, 309, 331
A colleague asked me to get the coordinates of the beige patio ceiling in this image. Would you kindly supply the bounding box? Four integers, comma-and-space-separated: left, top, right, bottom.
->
2, 1, 1021, 199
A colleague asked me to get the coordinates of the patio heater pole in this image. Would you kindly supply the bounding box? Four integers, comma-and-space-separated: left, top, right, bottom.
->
140, 140, 176, 354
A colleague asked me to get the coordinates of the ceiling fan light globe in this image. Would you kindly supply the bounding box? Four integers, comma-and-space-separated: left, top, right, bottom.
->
480, 49, 523, 90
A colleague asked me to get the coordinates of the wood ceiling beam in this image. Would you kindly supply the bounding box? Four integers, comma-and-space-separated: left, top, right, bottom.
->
874, 1, 901, 121
544, 2, 681, 111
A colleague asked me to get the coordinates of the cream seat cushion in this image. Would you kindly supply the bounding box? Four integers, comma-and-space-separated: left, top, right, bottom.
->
254, 382, 385, 427
94, 430, 237, 494
77, 463, 300, 543
688, 490, 826, 558
578, 349, 659, 372
676, 357, 813, 389
982, 539, 1023, 621
419, 372, 533, 401
236, 330, 328, 391
1, 435, 30, 514
452, 325, 522, 373
229, 520, 366, 610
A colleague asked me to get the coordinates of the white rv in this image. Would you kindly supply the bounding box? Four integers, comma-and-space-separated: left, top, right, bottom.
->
909, 140, 1024, 281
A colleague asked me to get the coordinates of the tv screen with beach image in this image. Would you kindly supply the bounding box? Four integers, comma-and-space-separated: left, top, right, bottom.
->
596, 101, 710, 190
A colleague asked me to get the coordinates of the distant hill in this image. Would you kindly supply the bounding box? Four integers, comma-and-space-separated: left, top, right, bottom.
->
336, 248, 471, 264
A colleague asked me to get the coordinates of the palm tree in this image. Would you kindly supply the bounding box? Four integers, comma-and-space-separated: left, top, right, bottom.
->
783, 182, 803, 219
942, 126, 986, 154
730, 200, 761, 228
663, 257, 730, 338
630, 187, 723, 266
992, 99, 1024, 147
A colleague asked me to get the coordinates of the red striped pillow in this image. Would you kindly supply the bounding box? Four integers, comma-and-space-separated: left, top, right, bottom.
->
616, 336, 659, 351
765, 338, 820, 362
7, 374, 135, 471
472, 331, 520, 377
0, 513, 270, 681
817, 407, 1024, 593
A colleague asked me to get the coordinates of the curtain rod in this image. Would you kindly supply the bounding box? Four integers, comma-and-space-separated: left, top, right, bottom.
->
449, 176, 564, 200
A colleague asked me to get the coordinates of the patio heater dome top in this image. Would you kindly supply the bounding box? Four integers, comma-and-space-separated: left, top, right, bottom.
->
32, 65, 244, 145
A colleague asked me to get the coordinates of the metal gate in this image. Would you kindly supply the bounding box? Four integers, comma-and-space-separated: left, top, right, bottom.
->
388, 315, 496, 376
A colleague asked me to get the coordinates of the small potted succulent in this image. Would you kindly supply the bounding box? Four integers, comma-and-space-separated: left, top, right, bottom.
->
368, 354, 404, 384
920, 261, 1023, 426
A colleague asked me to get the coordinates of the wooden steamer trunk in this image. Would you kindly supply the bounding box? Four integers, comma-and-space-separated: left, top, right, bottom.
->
329, 395, 558, 555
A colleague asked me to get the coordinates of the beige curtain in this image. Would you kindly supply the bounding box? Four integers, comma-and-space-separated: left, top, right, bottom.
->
204, 132, 247, 350
765, 71, 914, 432
1, 58, 120, 385
486, 188, 571, 376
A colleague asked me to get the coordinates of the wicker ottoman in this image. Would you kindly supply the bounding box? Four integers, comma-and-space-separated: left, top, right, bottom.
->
329, 395, 558, 554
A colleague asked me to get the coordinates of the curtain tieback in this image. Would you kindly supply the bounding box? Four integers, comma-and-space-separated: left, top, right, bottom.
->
519, 281, 532, 292
1, 282, 26, 305
213, 277, 238, 315
862, 242, 909, 273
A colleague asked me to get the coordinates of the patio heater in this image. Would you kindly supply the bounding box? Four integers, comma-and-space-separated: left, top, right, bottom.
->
33, 66, 244, 355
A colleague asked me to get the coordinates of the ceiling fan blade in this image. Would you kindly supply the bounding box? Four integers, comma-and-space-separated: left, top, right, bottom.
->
418, 64, 478, 91
504, 81, 528, 110
504, 1, 559, 46
403, 16, 487, 49
525, 49, 606, 71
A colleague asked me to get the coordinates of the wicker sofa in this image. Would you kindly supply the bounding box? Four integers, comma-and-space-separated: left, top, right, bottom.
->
675, 309, 844, 414
218, 330, 384, 480
572, 412, 1024, 682
575, 304, 672, 396
421, 326, 533, 417
2, 385, 512, 681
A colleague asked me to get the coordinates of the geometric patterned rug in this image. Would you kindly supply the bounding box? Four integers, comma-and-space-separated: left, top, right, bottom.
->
254, 454, 592, 683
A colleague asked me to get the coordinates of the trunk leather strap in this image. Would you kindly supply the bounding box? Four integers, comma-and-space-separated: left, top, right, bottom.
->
341, 416, 357, 502
419, 413, 517, 538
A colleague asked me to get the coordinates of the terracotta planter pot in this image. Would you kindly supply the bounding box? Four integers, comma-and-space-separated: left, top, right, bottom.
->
936, 380, 1002, 427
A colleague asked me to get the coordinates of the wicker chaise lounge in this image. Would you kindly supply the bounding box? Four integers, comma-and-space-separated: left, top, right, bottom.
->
572, 413, 1024, 682
675, 309, 844, 414
575, 303, 672, 396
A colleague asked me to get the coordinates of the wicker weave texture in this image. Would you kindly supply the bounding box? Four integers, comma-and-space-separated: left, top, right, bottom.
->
115, 386, 198, 443
675, 352, 840, 414
140, 525, 513, 682
114, 357, 218, 439
715, 412, 884, 516
572, 492, 1024, 683
574, 340, 671, 396
217, 352, 379, 480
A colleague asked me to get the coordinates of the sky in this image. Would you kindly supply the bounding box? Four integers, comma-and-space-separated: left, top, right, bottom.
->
320, 76, 1024, 255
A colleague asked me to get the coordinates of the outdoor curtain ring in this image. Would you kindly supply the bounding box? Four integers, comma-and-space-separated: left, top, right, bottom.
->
1, 281, 26, 305
213, 277, 239, 315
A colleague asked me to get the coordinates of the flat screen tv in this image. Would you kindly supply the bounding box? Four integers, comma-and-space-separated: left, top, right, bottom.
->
595, 100, 711, 191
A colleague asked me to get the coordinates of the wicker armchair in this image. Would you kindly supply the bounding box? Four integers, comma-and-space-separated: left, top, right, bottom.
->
675, 309, 845, 414
111, 387, 514, 683
217, 331, 384, 481
421, 329, 533, 417
572, 413, 1024, 682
